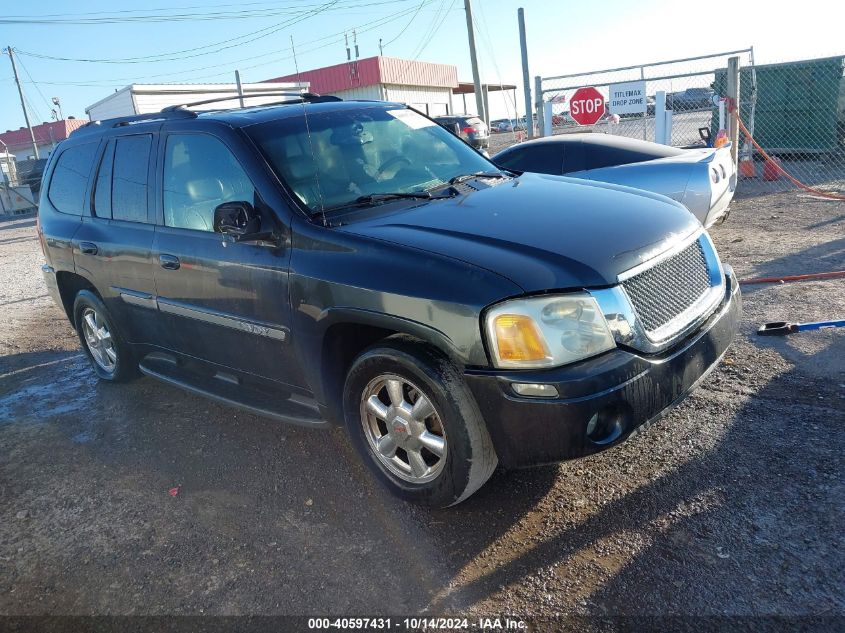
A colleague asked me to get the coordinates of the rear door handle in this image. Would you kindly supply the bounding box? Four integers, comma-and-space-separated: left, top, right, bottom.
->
79, 242, 98, 256
159, 254, 180, 270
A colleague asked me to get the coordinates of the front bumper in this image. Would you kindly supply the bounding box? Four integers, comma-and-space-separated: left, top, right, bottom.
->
465, 268, 741, 468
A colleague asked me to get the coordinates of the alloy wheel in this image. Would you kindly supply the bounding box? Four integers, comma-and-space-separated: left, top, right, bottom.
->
360, 374, 447, 483
81, 307, 117, 373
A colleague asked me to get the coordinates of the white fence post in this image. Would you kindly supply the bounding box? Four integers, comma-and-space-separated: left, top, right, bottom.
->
543, 101, 553, 137
655, 90, 667, 144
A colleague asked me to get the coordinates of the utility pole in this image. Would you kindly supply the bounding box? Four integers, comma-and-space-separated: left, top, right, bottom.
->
234, 70, 245, 108
6, 47, 39, 159
517, 8, 533, 138
463, 0, 484, 121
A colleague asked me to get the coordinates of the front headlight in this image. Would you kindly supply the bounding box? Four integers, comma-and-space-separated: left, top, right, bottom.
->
484, 294, 616, 369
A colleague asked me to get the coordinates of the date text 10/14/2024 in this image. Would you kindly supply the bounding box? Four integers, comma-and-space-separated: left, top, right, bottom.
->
307, 617, 528, 630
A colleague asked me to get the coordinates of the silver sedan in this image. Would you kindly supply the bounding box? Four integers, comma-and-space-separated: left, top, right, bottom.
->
493, 133, 736, 228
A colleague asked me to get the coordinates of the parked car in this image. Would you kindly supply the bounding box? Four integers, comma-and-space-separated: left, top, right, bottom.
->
38, 96, 740, 507
490, 119, 512, 133
432, 114, 489, 149
670, 88, 715, 111
494, 133, 736, 227
15, 158, 48, 196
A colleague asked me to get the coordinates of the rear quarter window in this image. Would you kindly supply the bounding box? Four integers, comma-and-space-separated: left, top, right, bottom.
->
47, 142, 98, 215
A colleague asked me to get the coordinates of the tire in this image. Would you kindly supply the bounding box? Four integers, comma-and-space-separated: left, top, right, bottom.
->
73, 290, 138, 383
343, 336, 498, 507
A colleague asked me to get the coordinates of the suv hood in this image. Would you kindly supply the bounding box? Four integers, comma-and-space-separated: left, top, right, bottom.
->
337, 172, 701, 292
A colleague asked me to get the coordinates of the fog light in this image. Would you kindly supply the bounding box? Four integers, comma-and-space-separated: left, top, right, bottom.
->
585, 406, 628, 445
512, 383, 559, 398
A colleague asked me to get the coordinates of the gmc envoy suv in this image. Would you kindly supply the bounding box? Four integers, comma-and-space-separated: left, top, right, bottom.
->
38, 94, 741, 507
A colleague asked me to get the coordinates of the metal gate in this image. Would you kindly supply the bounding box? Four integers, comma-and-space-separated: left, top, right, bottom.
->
535, 49, 754, 148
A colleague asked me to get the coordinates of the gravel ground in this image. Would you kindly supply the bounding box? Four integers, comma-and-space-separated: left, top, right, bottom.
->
0, 184, 843, 629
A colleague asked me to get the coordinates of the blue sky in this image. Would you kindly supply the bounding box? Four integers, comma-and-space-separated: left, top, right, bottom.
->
1, 0, 842, 129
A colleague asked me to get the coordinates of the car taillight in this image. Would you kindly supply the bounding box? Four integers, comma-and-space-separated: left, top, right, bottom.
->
463, 127, 474, 134
711, 168, 720, 184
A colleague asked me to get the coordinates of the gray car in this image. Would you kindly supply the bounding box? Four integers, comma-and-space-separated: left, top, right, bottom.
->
494, 134, 736, 228
433, 114, 490, 149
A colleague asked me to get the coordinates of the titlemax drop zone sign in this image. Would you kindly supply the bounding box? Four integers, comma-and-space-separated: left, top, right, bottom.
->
608, 81, 647, 115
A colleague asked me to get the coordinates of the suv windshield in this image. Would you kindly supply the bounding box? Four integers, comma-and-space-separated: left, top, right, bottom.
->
246, 105, 492, 213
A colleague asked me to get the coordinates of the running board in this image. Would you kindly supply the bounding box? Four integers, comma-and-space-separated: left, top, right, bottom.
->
138, 353, 328, 428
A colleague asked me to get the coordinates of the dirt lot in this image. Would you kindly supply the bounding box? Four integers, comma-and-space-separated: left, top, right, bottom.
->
1, 183, 843, 628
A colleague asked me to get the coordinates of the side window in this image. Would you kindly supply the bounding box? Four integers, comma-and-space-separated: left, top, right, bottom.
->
495, 144, 564, 175
163, 134, 255, 232
112, 135, 152, 223
93, 141, 115, 218
47, 142, 98, 215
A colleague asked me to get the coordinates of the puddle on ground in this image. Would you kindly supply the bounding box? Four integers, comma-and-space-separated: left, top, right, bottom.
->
0, 357, 98, 424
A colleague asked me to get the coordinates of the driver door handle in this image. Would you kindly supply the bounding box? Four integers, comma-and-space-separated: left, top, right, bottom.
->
159, 254, 180, 270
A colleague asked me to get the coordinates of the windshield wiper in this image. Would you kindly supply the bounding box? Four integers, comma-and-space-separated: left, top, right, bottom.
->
448, 171, 509, 185
318, 191, 444, 214
355, 191, 433, 203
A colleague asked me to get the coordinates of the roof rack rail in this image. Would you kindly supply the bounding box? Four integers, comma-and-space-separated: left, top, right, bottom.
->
70, 92, 342, 138
72, 109, 197, 136
160, 91, 340, 112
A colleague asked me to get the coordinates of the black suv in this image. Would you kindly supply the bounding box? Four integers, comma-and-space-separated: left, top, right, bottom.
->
38, 94, 740, 507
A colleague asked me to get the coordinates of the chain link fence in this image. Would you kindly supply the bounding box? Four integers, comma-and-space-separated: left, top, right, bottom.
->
724, 56, 845, 195
537, 50, 752, 146
535, 51, 845, 196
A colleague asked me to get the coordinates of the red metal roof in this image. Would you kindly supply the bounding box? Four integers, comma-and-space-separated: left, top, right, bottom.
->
265, 56, 458, 94
0, 119, 87, 150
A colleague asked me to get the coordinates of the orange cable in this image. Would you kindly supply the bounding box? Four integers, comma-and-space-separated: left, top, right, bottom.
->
727, 100, 845, 201
739, 270, 845, 285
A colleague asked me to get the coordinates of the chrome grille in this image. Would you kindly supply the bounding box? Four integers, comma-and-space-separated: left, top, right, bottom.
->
622, 239, 712, 334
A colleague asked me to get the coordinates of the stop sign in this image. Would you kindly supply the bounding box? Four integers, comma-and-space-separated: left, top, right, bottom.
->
569, 87, 605, 126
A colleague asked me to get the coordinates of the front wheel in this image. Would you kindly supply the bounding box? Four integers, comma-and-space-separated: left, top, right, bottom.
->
343, 337, 498, 507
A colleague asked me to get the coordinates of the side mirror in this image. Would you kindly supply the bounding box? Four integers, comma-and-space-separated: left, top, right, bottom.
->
213, 201, 278, 245
213, 200, 260, 237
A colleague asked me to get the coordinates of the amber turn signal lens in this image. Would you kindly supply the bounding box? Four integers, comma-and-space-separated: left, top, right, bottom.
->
494, 314, 549, 362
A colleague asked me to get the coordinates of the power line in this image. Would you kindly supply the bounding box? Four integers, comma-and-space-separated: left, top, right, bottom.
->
15, 4, 432, 87
380, 0, 426, 50
12, 0, 416, 64
13, 53, 56, 120
473, 1, 518, 122
15, 0, 347, 64
4, 0, 324, 19
0, 0, 410, 25
392, 0, 456, 87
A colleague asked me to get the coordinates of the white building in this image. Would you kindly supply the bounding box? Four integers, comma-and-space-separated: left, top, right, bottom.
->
85, 82, 309, 121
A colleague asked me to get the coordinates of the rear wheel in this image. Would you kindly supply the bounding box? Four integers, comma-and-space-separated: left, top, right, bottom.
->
73, 290, 138, 382
343, 337, 497, 507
